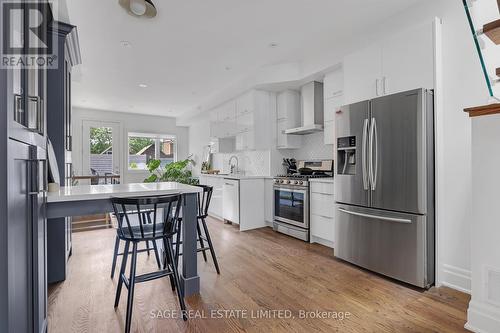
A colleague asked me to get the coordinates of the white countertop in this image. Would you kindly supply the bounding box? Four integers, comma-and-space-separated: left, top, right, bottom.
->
200, 174, 273, 180
47, 182, 203, 203
309, 178, 334, 183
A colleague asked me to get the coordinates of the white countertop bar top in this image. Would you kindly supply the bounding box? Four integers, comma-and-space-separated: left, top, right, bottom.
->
47, 182, 203, 203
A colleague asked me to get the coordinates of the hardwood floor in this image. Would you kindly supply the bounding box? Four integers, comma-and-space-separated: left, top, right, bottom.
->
48, 217, 470, 333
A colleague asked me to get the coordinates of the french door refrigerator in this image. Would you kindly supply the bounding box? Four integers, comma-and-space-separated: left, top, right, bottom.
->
334, 88, 435, 288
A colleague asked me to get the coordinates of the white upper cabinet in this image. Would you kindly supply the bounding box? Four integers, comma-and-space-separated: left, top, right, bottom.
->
324, 92, 344, 123
381, 23, 434, 95
234, 90, 274, 151
236, 110, 254, 133
219, 100, 236, 121
343, 44, 383, 105
236, 91, 255, 116
276, 90, 300, 123
343, 22, 434, 105
276, 90, 301, 149
323, 68, 344, 100
323, 69, 344, 145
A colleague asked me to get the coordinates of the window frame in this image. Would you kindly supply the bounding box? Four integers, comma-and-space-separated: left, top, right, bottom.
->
127, 132, 178, 171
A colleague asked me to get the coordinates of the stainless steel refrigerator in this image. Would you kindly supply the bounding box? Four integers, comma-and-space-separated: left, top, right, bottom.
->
334, 88, 434, 288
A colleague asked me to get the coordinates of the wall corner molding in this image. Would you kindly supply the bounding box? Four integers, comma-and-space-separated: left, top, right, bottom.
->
466, 300, 500, 333
441, 264, 472, 294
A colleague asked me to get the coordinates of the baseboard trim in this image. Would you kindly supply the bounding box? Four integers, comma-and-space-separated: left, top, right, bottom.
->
441, 264, 472, 294
466, 300, 500, 333
310, 236, 334, 249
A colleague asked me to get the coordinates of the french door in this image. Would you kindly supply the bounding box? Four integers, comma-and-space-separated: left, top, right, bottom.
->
82, 120, 121, 184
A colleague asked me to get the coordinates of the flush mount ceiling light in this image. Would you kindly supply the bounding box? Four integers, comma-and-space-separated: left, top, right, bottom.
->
138, 83, 148, 88
119, 0, 157, 18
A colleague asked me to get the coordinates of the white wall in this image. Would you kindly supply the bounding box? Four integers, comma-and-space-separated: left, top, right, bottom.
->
72, 107, 189, 184
467, 115, 500, 333
187, 112, 211, 177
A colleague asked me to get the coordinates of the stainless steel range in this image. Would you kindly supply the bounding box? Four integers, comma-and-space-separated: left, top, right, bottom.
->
273, 160, 333, 241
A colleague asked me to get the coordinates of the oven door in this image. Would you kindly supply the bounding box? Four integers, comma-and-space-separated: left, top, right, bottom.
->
274, 186, 309, 229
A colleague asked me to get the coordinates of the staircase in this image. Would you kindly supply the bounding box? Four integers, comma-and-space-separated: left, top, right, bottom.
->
463, 0, 500, 116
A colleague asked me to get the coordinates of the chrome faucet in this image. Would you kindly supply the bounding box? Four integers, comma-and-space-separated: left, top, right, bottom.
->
229, 155, 239, 174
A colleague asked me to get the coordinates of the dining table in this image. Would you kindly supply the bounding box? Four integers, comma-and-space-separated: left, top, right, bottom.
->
46, 182, 203, 296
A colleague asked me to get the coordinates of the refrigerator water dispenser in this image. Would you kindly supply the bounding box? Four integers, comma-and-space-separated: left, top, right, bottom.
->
337, 136, 356, 175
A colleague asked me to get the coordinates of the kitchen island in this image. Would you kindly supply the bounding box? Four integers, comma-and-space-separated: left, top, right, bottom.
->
46, 182, 203, 296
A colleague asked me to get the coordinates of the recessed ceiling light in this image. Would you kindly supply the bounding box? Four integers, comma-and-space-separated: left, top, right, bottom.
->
139, 83, 148, 88
120, 40, 132, 48
269, 42, 279, 48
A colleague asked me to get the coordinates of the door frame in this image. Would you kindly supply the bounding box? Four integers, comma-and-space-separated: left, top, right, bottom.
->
81, 120, 122, 183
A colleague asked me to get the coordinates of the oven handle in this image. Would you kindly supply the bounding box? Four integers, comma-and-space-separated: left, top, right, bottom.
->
273, 186, 308, 194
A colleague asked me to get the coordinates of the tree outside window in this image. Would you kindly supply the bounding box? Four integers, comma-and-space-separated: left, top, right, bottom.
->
128, 133, 176, 170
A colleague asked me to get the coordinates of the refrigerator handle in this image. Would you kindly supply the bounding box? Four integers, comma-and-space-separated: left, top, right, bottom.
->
371, 118, 378, 190
362, 118, 369, 190
368, 118, 374, 190
338, 208, 412, 224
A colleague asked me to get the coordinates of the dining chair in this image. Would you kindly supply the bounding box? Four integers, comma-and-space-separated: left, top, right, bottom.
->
110, 211, 161, 279
111, 194, 187, 333
174, 185, 220, 274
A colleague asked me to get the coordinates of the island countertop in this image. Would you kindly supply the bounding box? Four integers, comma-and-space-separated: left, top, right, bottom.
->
47, 182, 203, 203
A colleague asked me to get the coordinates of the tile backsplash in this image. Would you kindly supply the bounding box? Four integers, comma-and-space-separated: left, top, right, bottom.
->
212, 150, 271, 176
211, 133, 333, 176
272, 132, 334, 175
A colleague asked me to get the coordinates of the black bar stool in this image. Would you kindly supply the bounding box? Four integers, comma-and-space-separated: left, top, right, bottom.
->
111, 194, 187, 333
110, 210, 161, 279
174, 185, 220, 274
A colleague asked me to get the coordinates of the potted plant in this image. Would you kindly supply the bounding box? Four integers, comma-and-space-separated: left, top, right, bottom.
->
144, 156, 199, 185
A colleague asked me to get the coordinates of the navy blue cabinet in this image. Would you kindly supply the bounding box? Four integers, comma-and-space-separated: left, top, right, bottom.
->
46, 21, 80, 283
1, 1, 54, 332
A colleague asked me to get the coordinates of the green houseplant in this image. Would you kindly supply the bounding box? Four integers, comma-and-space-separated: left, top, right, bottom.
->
144, 157, 199, 185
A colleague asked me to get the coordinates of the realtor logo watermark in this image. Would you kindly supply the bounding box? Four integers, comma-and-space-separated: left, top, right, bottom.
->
1, 0, 57, 69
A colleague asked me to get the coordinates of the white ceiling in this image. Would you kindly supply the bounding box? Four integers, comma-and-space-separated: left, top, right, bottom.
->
67, 0, 421, 118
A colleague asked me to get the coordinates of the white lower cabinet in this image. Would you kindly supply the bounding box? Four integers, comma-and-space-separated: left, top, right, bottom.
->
264, 179, 274, 223
310, 181, 334, 248
199, 175, 223, 219
201, 176, 266, 231
223, 179, 240, 224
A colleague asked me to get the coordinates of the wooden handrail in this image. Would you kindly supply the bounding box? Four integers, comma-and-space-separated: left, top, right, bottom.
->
483, 19, 500, 44
464, 103, 500, 117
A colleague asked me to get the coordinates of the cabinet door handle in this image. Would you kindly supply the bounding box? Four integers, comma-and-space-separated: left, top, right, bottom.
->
382, 77, 387, 94
375, 79, 380, 96
27, 159, 44, 195
14, 94, 23, 122
27, 96, 43, 134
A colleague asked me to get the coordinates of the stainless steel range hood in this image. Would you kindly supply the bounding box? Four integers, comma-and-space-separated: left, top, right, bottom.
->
285, 81, 324, 135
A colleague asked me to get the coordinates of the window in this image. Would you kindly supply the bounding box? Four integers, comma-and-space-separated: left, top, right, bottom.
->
128, 133, 177, 170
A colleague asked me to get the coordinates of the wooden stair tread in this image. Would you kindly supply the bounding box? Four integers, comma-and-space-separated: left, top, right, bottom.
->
484, 19, 500, 44
464, 103, 500, 117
